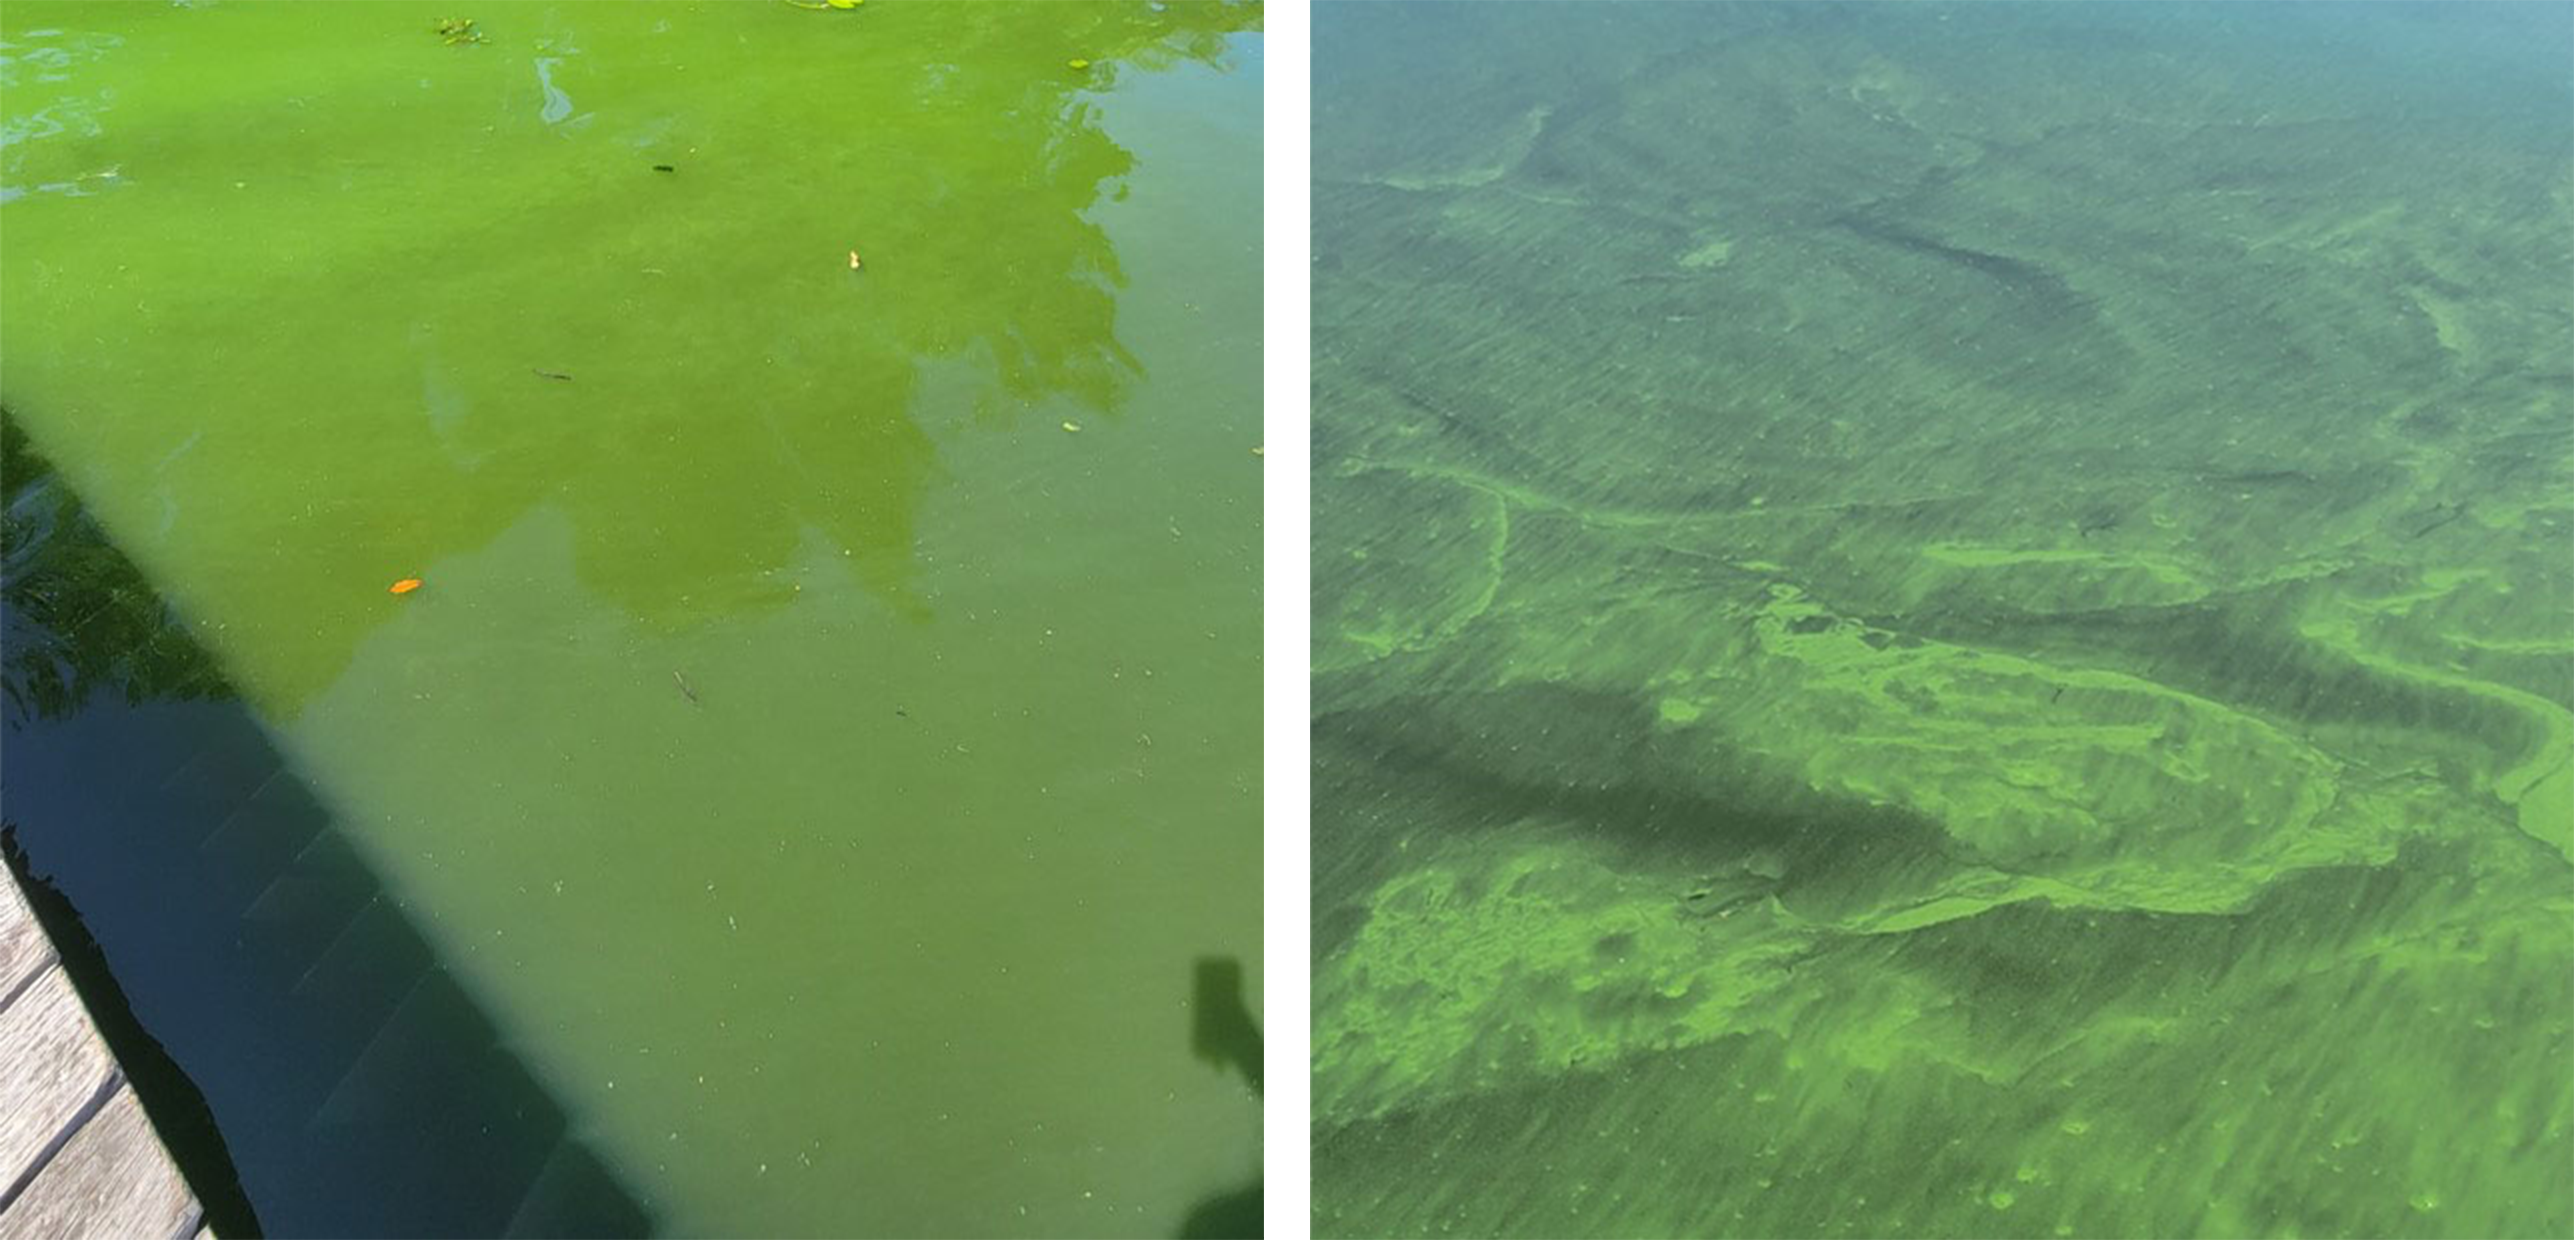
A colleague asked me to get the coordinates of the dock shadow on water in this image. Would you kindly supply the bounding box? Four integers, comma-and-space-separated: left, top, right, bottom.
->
3, 411, 652, 1236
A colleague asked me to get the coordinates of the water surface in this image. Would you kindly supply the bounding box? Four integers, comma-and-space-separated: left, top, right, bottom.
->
3, 3, 1263, 1234
1312, 4, 2571, 1237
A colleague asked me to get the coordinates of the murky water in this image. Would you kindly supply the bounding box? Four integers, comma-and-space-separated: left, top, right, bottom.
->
1312, 5, 2571, 1238
3, 2, 1261, 1235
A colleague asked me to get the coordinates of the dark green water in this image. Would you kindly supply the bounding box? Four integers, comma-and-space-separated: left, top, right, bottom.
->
2, 2, 1260, 1235
1311, 4, 2572, 1237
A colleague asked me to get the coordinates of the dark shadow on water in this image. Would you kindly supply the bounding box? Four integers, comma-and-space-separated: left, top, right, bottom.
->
1190, 955, 1262, 1094
1177, 955, 1260, 1239
1, 410, 653, 1237
1178, 1184, 1262, 1240
4, 826, 261, 1238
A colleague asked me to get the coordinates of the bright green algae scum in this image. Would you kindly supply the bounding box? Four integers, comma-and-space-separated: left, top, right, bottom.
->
1313, 5, 2571, 1238
2, 2, 1260, 1234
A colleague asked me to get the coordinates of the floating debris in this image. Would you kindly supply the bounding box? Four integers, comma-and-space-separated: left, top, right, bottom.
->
2409, 502, 2467, 539
389, 578, 424, 595
532, 369, 573, 381
1068, 58, 1092, 70
651, 164, 677, 173
1062, 421, 1082, 433
433, 17, 485, 46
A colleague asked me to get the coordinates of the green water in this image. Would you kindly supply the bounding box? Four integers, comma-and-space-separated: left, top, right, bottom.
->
2, 2, 1261, 1234
1312, 4, 2571, 1238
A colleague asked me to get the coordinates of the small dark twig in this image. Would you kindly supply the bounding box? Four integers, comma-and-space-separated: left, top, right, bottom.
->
2409, 504, 2466, 540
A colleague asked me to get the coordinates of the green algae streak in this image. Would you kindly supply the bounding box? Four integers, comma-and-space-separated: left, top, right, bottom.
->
1313, 5, 2572, 1238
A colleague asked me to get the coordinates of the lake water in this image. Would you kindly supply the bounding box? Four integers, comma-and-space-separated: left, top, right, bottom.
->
1312, 4, 2571, 1237
2, 2, 1262, 1235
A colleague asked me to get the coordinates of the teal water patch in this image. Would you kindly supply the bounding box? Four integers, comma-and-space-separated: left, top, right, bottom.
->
1313, 4, 2573, 1238
3, 3, 1262, 1234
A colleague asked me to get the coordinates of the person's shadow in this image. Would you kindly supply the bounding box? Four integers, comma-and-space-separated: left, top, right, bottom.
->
1177, 956, 1261, 1238
1191, 956, 1262, 1092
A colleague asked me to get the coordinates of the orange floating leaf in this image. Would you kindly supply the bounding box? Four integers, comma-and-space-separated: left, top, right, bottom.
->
390, 578, 423, 595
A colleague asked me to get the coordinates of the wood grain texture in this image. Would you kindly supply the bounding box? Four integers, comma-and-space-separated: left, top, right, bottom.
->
1, 877, 203, 1238
1, 1088, 197, 1240
0, 967, 112, 1184
0, 884, 52, 1008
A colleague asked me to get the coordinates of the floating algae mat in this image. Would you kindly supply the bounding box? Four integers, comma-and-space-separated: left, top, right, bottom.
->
2, 1, 1261, 1234
1312, 5, 2571, 1238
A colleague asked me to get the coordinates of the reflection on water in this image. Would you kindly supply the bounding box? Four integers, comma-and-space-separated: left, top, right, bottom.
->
0, 26, 121, 161
2, 412, 227, 722
4, 0, 1245, 711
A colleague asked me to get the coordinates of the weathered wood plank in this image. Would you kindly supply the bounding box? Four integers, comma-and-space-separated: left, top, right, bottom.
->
1, 877, 202, 1238
0, 883, 55, 1013
0, 965, 115, 1188
0, 1087, 196, 1240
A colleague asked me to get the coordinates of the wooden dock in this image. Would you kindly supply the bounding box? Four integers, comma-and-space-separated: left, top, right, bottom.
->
0, 874, 205, 1240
